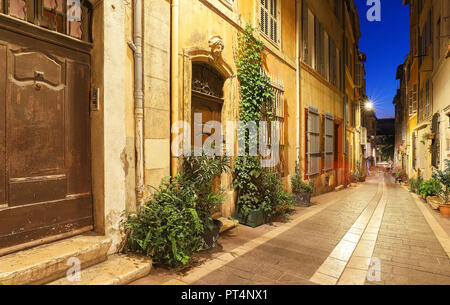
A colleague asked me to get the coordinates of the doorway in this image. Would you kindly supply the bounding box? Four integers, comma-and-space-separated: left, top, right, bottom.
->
0, 12, 93, 253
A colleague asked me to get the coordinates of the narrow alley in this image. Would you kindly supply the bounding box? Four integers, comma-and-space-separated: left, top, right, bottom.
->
132, 173, 450, 285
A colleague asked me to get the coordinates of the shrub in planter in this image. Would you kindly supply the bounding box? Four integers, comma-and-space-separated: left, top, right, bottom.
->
291, 164, 314, 206
233, 156, 267, 227
409, 177, 419, 193
260, 170, 294, 220
234, 158, 293, 226
123, 176, 204, 267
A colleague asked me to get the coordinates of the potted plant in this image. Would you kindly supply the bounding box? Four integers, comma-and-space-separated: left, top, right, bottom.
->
394, 170, 407, 184
419, 179, 442, 209
359, 172, 367, 182
180, 154, 230, 249
433, 160, 450, 217
291, 163, 314, 206
409, 176, 423, 194
123, 176, 204, 267
234, 160, 294, 227
234, 156, 269, 228
422, 132, 435, 141
355, 162, 366, 182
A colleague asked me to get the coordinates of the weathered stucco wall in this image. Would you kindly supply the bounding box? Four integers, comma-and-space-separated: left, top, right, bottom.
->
142, 0, 172, 194
90, 0, 135, 253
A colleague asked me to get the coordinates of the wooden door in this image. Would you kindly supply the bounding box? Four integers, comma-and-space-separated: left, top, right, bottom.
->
191, 93, 223, 192
191, 94, 223, 149
0, 25, 93, 252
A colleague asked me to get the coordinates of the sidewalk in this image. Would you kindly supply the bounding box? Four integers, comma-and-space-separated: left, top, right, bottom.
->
130, 173, 450, 285
131, 175, 379, 285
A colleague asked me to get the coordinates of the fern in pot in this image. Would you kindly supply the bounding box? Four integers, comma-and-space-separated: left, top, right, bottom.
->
180, 154, 230, 249
123, 176, 204, 268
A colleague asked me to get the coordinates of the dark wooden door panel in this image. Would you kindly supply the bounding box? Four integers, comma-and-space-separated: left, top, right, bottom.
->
0, 24, 93, 252
0, 44, 6, 206
0, 196, 93, 249
66, 61, 91, 196
8, 82, 65, 178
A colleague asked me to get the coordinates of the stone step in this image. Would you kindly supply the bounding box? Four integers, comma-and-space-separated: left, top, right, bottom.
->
48, 254, 152, 285
0, 233, 112, 285
218, 217, 239, 233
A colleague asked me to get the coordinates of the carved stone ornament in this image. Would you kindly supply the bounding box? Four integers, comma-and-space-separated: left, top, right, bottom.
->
209, 35, 224, 60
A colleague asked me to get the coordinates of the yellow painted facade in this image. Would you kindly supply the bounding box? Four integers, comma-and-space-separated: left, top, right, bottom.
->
140, 0, 367, 211
400, 0, 450, 181
0, 0, 369, 256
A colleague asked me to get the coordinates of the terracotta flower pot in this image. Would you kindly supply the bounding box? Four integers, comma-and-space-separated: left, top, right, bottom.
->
440, 205, 450, 218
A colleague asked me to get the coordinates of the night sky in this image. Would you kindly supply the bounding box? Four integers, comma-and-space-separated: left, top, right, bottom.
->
355, 0, 410, 119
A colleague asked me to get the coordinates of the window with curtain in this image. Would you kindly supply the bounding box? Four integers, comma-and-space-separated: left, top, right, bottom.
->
260, 0, 280, 45
1, 0, 92, 42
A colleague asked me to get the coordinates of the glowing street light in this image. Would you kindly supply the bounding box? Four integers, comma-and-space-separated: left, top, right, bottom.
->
365, 101, 374, 110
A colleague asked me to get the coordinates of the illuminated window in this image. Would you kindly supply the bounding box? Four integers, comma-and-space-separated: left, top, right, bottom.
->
2, 0, 92, 42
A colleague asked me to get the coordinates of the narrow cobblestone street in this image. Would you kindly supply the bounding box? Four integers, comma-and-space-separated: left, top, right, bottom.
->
132, 173, 450, 285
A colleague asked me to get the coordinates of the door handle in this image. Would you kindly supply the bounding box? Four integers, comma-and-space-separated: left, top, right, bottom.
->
34, 71, 44, 90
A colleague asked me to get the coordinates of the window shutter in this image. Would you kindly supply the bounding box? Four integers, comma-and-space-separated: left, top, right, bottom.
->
361, 127, 367, 145
314, 16, 320, 72
302, 1, 309, 63
431, 113, 440, 168
307, 107, 320, 176
412, 133, 417, 169
324, 114, 334, 171
260, 0, 268, 37
260, 0, 279, 45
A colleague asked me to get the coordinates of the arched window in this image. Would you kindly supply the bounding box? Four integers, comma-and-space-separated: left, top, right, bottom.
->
192, 62, 225, 99
1, 0, 92, 42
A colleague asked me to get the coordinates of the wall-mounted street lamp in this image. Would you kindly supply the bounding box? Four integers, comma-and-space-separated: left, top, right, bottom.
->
365, 101, 374, 110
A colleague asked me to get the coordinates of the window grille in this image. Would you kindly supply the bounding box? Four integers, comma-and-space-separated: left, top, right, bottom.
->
262, 71, 285, 173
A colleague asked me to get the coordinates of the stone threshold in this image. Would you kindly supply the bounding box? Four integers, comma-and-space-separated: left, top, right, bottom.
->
0, 233, 152, 285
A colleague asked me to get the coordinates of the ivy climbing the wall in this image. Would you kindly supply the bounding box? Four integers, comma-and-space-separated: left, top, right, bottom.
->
233, 25, 292, 222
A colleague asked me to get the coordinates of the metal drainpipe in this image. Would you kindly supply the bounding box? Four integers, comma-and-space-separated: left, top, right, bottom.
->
128, 0, 145, 206
170, 0, 179, 177
296, 0, 301, 162
342, 0, 347, 180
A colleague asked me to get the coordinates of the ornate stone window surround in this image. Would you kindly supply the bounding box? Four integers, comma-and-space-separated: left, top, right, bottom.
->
182, 38, 237, 190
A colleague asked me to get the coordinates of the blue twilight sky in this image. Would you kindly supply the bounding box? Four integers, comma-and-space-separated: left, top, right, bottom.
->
355, 0, 410, 119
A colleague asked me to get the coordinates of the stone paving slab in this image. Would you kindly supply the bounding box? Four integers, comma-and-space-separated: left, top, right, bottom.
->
188, 178, 380, 285
366, 176, 450, 285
